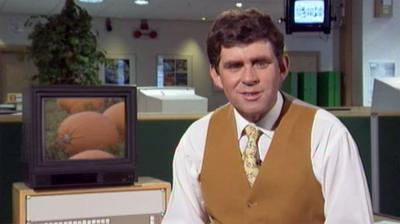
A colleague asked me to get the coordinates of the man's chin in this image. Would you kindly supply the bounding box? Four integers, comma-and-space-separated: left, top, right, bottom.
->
237, 107, 267, 122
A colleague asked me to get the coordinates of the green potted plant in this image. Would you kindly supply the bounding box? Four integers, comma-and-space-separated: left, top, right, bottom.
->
25, 0, 105, 85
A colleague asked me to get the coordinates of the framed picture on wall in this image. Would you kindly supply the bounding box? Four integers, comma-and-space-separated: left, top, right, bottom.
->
156, 54, 192, 87
99, 54, 136, 85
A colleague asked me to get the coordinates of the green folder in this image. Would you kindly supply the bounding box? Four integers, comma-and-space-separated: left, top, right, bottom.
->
298, 71, 317, 105
281, 71, 298, 97
317, 71, 341, 107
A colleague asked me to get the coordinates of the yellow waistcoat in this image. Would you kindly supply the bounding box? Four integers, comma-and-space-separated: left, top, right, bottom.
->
200, 96, 325, 224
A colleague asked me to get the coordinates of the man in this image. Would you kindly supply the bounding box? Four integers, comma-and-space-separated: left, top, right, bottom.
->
162, 8, 373, 224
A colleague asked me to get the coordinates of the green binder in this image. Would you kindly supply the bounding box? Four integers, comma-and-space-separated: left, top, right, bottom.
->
298, 71, 317, 105
317, 71, 341, 107
281, 71, 298, 97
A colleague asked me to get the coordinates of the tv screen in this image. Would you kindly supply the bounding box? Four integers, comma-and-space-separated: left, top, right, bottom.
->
23, 85, 137, 189
285, 0, 331, 34
44, 97, 126, 161
294, 0, 325, 23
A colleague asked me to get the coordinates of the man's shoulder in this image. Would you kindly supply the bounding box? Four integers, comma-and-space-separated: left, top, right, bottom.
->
313, 107, 350, 135
288, 96, 348, 132
188, 104, 231, 129
184, 111, 214, 136
315, 107, 344, 124
183, 104, 233, 139
289, 97, 320, 111
193, 112, 213, 127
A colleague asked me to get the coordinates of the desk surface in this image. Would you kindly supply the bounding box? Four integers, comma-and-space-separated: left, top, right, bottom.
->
0, 107, 380, 123
4, 107, 400, 123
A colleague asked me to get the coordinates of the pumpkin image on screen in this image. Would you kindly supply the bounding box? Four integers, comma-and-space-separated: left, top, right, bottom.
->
69, 149, 115, 160
57, 98, 105, 114
103, 102, 125, 139
57, 111, 119, 156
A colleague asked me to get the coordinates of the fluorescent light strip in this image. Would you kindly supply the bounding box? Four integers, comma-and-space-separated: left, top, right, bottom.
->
79, 0, 103, 3
134, 0, 149, 5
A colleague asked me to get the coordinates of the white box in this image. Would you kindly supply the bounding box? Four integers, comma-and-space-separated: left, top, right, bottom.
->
137, 86, 207, 114
13, 177, 170, 224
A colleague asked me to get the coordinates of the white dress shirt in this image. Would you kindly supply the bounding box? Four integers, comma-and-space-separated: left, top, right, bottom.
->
162, 92, 373, 224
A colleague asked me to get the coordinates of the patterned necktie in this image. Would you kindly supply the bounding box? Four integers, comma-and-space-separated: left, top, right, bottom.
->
242, 123, 261, 187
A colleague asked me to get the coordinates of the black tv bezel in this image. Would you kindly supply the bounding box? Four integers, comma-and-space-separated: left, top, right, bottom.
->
285, 0, 331, 34
23, 85, 137, 189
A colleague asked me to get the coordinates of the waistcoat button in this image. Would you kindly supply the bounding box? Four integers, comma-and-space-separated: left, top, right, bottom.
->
247, 201, 258, 208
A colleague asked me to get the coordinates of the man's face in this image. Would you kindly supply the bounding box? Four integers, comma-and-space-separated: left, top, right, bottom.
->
210, 40, 288, 122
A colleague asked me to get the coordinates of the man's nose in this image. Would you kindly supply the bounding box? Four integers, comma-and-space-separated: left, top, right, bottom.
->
242, 65, 259, 85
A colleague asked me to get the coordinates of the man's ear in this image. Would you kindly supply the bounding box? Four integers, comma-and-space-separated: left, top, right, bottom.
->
279, 54, 289, 82
210, 66, 223, 89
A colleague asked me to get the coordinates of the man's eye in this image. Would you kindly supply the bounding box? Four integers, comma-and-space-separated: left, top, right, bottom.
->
225, 63, 242, 71
254, 61, 269, 69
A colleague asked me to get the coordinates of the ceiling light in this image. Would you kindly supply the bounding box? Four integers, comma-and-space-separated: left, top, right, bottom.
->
134, 0, 149, 5
79, 0, 103, 3
236, 2, 243, 8
201, 17, 206, 21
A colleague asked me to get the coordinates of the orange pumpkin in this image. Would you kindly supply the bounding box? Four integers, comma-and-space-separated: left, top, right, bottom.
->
69, 149, 115, 160
57, 111, 119, 155
103, 102, 125, 139
57, 98, 105, 114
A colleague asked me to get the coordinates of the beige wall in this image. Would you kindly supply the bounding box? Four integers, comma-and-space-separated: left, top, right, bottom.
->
92, 18, 227, 110
0, 52, 37, 102
0, 12, 337, 110
361, 0, 400, 106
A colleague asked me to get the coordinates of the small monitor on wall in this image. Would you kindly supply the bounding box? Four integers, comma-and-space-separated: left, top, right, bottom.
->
23, 85, 137, 189
285, 0, 331, 34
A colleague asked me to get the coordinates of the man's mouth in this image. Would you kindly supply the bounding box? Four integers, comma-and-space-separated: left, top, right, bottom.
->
242, 91, 261, 100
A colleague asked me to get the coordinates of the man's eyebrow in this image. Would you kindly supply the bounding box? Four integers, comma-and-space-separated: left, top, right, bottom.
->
221, 55, 273, 68
250, 56, 272, 63
222, 60, 243, 67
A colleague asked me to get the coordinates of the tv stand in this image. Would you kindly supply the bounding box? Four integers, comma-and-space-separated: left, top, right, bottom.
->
13, 177, 170, 224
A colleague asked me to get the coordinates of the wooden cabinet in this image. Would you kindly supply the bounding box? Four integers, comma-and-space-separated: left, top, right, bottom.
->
13, 177, 170, 224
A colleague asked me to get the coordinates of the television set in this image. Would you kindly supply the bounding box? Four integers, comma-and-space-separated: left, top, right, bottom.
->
285, 0, 332, 34
22, 85, 137, 189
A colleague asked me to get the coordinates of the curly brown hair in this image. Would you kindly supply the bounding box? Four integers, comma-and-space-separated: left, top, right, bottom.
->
207, 8, 284, 71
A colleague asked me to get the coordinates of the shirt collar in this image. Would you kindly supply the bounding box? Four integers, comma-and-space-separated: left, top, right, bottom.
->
234, 91, 283, 139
